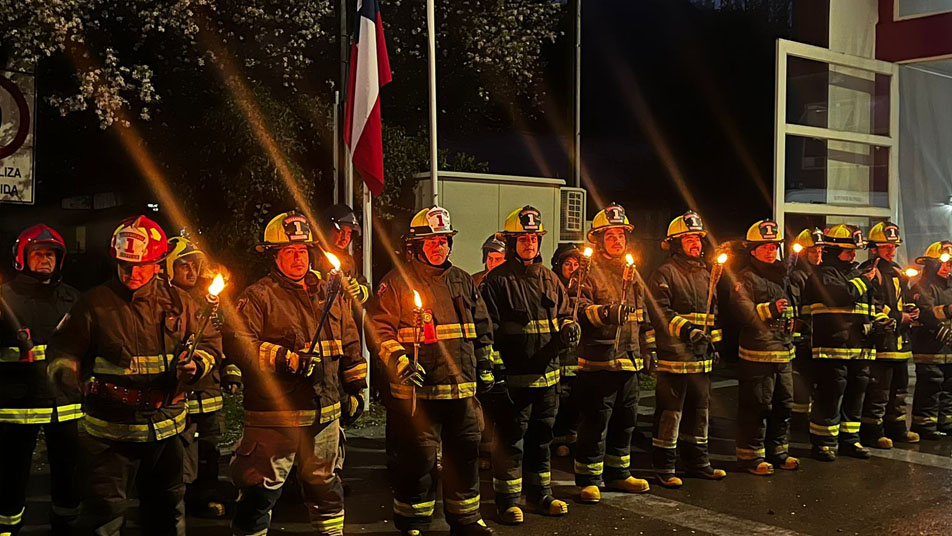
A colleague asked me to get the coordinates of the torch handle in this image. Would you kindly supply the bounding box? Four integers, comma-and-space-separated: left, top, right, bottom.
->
702, 265, 722, 336
411, 319, 421, 416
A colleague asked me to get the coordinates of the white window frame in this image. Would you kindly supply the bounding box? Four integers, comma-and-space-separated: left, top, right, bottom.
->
773, 39, 900, 232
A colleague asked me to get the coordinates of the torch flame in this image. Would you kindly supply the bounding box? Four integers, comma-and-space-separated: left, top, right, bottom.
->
413, 290, 423, 309
583, 247, 594, 258
208, 274, 225, 297
905, 267, 920, 278
625, 253, 635, 266
325, 251, 342, 271
717, 252, 729, 264
942, 253, 951, 263
792, 243, 804, 254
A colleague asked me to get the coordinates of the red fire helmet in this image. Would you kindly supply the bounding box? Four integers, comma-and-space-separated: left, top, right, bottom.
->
110, 215, 169, 265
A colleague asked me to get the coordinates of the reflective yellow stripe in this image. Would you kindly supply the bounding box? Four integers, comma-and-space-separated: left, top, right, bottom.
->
625, 309, 646, 323
475, 345, 497, 365
224, 363, 242, 378
585, 305, 605, 328
187, 395, 224, 414
756, 303, 772, 322
0, 407, 53, 424
773, 444, 789, 455
574, 460, 603, 475
93, 354, 173, 376
656, 360, 713, 374
244, 409, 318, 427
83, 410, 187, 442
312, 512, 345, 531
561, 365, 579, 377
841, 421, 860, 434
735, 447, 766, 460
445, 495, 481, 515
710, 329, 723, 343
320, 402, 342, 423
311, 340, 343, 356
914, 353, 952, 364
379, 340, 406, 367
682, 313, 716, 326
849, 277, 868, 295
342, 362, 368, 383
668, 315, 690, 337
652, 437, 677, 449
605, 454, 630, 468
397, 323, 476, 343
488, 348, 504, 366
258, 342, 281, 371
738, 346, 795, 363
0, 507, 24, 525
393, 499, 435, 518
791, 402, 811, 414
861, 416, 883, 425
390, 382, 477, 400
55, 403, 84, 422
680, 434, 708, 445
809, 422, 839, 436
499, 319, 557, 335
807, 304, 872, 315
493, 478, 522, 493
913, 415, 938, 425
812, 347, 875, 360
577, 357, 644, 372
0, 344, 47, 362
193, 350, 216, 381
525, 471, 551, 486
645, 329, 656, 344
876, 351, 912, 360
507, 368, 560, 388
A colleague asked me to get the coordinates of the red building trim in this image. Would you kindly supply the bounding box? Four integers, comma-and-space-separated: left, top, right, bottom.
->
877, 0, 952, 62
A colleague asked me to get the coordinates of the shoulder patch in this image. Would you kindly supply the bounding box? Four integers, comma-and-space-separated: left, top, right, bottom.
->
377, 282, 389, 296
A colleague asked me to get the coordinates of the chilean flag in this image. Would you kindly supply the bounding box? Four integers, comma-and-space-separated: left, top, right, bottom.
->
344, 0, 392, 197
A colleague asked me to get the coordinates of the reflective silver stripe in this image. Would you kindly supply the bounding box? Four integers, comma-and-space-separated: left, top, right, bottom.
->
83, 410, 187, 442
0, 344, 47, 362
0, 407, 53, 424
55, 403, 84, 422
187, 396, 224, 414
92, 354, 174, 376
507, 369, 560, 388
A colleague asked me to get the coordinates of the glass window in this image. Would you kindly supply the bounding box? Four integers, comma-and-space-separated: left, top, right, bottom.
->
786, 57, 891, 136
783, 135, 889, 208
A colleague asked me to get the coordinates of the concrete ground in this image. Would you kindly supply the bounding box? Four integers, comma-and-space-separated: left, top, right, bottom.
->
20, 363, 952, 535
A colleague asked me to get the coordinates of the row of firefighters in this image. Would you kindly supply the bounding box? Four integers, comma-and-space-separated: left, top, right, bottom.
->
2, 201, 952, 536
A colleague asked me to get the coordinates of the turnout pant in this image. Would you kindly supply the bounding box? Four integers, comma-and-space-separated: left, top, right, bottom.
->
183, 410, 224, 505
575, 370, 638, 486
553, 375, 581, 449
861, 359, 910, 440
792, 342, 814, 416
912, 363, 952, 433
231, 420, 344, 536
490, 385, 558, 509
77, 427, 186, 536
652, 372, 712, 475
735, 361, 793, 465
810, 360, 870, 448
389, 397, 483, 532
0, 420, 80, 535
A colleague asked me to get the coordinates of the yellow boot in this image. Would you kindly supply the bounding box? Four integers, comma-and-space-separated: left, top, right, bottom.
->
775, 456, 800, 470
579, 485, 601, 503
538, 496, 569, 516
656, 473, 683, 488
499, 506, 524, 525
606, 476, 650, 494
747, 461, 774, 476
875, 436, 893, 449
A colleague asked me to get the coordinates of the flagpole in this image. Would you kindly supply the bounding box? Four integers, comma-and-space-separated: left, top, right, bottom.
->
426, 0, 439, 206
360, 184, 373, 411
333, 90, 340, 204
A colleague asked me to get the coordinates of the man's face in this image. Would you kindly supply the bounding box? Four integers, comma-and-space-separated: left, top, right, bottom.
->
275, 244, 310, 280
752, 243, 779, 264
603, 228, 627, 257
838, 248, 857, 263
118, 262, 160, 290
681, 234, 703, 258
516, 234, 540, 261
172, 257, 202, 289
561, 256, 579, 280
422, 235, 450, 265
486, 251, 505, 272
806, 246, 822, 266
940, 261, 952, 279
334, 227, 353, 250
27, 246, 57, 275
876, 243, 897, 262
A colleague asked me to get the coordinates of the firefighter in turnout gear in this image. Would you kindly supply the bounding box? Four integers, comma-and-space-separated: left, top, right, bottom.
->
910, 241, 952, 439
859, 222, 920, 448
162, 236, 237, 517
47, 215, 222, 536
320, 204, 370, 305
0, 225, 81, 535
647, 210, 727, 488
572, 203, 652, 503
551, 243, 583, 457
480, 206, 577, 523
368, 206, 495, 536
224, 210, 365, 536
789, 229, 823, 425
473, 234, 505, 470
731, 220, 798, 475
802, 224, 878, 461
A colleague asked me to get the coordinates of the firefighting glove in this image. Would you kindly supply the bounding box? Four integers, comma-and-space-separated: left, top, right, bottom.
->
291, 352, 322, 377
600, 304, 635, 325
874, 315, 897, 334
560, 320, 581, 347
688, 329, 710, 345
344, 276, 367, 303
477, 369, 495, 394
340, 393, 365, 427
395, 355, 426, 388
937, 326, 952, 346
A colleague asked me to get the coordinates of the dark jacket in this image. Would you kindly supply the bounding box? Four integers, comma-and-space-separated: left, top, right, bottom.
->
181, 281, 236, 414
224, 269, 364, 427
647, 253, 722, 374
48, 276, 221, 442
789, 257, 818, 348
803, 256, 874, 360
573, 253, 652, 372
1, 273, 82, 423
858, 258, 913, 360
732, 258, 795, 362
369, 258, 494, 400
911, 267, 952, 364
480, 257, 572, 387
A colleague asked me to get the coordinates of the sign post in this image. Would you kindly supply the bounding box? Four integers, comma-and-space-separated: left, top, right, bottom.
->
0, 70, 36, 205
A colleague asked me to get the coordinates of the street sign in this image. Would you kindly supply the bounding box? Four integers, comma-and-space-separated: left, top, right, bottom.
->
0, 70, 35, 205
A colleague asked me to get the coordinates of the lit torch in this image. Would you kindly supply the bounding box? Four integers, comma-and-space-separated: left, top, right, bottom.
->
171, 273, 226, 403
411, 290, 423, 416
571, 247, 595, 321
612, 253, 638, 354
304, 252, 345, 375
905, 267, 920, 279
703, 251, 728, 336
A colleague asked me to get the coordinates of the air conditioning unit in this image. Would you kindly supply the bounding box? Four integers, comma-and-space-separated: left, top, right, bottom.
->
559, 187, 586, 243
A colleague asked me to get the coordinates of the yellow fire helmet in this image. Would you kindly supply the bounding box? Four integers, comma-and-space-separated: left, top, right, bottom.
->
794, 228, 825, 249
745, 219, 782, 245
587, 203, 634, 243
867, 221, 902, 248
408, 206, 458, 240
661, 210, 706, 250
501, 205, 546, 235
255, 210, 316, 253
823, 224, 865, 250
916, 241, 952, 265
163, 236, 204, 277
